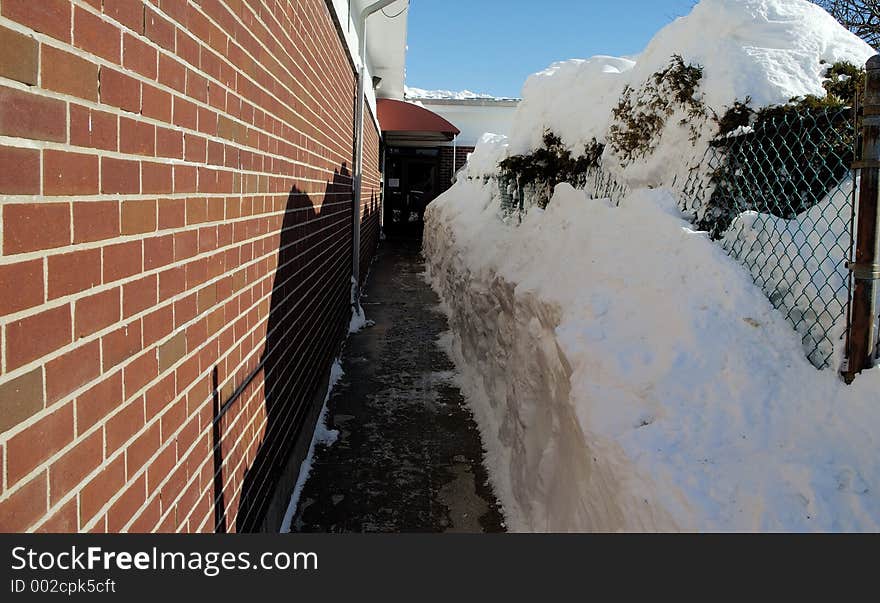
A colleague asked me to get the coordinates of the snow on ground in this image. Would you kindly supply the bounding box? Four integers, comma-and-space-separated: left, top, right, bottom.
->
280, 281, 369, 532
425, 179, 880, 531
423, 0, 880, 531
280, 360, 343, 533
722, 178, 855, 369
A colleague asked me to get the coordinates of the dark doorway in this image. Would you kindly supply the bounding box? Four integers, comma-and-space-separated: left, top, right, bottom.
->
384, 147, 440, 238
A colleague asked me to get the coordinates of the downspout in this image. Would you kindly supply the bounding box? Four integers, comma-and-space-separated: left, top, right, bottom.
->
352, 0, 400, 302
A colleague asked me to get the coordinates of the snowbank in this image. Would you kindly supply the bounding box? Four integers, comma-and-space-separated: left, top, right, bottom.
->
423, 0, 880, 531
722, 178, 855, 368
424, 180, 880, 531
507, 56, 635, 155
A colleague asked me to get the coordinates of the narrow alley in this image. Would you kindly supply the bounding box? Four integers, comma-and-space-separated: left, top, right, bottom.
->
288, 240, 505, 533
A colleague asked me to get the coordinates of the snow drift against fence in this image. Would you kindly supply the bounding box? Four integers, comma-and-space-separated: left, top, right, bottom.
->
425, 180, 880, 531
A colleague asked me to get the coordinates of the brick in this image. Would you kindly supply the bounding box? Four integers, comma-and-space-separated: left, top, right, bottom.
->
159, 0, 188, 24
120, 117, 155, 156
5, 304, 72, 371
142, 304, 173, 348
0, 473, 47, 532
100, 68, 140, 113
122, 199, 157, 234
74, 6, 121, 63
6, 403, 74, 486
49, 430, 102, 505
172, 96, 197, 129
142, 85, 172, 122
159, 267, 186, 300
0, 146, 40, 194
44, 151, 99, 196
142, 163, 172, 195
70, 106, 117, 152
1, 0, 71, 42
145, 9, 174, 51
107, 474, 146, 531
0, 260, 44, 315
47, 248, 102, 299
156, 127, 183, 159
123, 274, 157, 317
0, 26, 38, 85
103, 240, 142, 282
144, 235, 174, 271
173, 294, 195, 328
106, 397, 144, 453
103, 0, 145, 34
101, 320, 142, 371
45, 340, 101, 404
146, 443, 175, 494
36, 498, 78, 533
73, 201, 119, 244
102, 157, 141, 194
0, 86, 66, 142
158, 198, 185, 229
126, 420, 159, 478
207, 140, 223, 165
198, 226, 218, 253
185, 197, 208, 225
158, 55, 185, 93
176, 234, 199, 265
3, 203, 70, 254
123, 33, 157, 79
196, 105, 216, 134
128, 495, 160, 533
157, 332, 186, 372
75, 288, 121, 339
145, 372, 175, 420
79, 455, 125, 525
184, 134, 206, 163
122, 350, 159, 397
76, 372, 123, 432
0, 368, 44, 433
174, 165, 197, 193
42, 46, 99, 102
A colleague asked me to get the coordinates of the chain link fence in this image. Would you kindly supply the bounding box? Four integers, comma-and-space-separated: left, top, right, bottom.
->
678, 106, 857, 369
490, 106, 860, 370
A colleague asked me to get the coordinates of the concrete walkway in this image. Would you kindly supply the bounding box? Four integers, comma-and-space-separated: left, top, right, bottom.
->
289, 240, 505, 533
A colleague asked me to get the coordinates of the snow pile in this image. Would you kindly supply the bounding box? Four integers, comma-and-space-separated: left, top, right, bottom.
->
722, 178, 855, 368
502, 0, 873, 189
404, 86, 505, 100
507, 56, 635, 155
424, 180, 880, 531
423, 0, 880, 531
462, 133, 510, 179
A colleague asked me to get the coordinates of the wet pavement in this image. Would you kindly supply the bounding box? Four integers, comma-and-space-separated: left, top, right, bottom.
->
290, 239, 505, 533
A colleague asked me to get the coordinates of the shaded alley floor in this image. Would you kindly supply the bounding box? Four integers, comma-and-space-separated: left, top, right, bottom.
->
290, 239, 505, 533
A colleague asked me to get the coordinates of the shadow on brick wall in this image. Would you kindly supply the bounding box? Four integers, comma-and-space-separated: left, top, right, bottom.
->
211, 165, 356, 533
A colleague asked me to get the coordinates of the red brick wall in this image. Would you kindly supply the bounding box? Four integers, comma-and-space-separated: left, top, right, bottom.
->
0, 0, 381, 533
439, 145, 473, 194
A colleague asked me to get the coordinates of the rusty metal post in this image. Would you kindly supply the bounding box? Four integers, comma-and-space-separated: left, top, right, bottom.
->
845, 55, 880, 383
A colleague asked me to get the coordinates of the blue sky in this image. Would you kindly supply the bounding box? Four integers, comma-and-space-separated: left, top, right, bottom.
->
405, 0, 698, 97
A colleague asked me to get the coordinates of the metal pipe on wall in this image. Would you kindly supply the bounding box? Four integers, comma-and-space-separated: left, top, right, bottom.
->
352, 0, 403, 301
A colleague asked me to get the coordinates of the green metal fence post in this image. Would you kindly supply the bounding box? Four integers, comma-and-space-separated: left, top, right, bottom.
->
845, 55, 880, 383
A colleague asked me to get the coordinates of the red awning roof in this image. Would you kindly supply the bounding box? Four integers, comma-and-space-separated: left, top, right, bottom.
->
376, 98, 460, 143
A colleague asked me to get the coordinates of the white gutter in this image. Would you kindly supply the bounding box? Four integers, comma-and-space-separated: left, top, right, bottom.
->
352, 0, 402, 300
